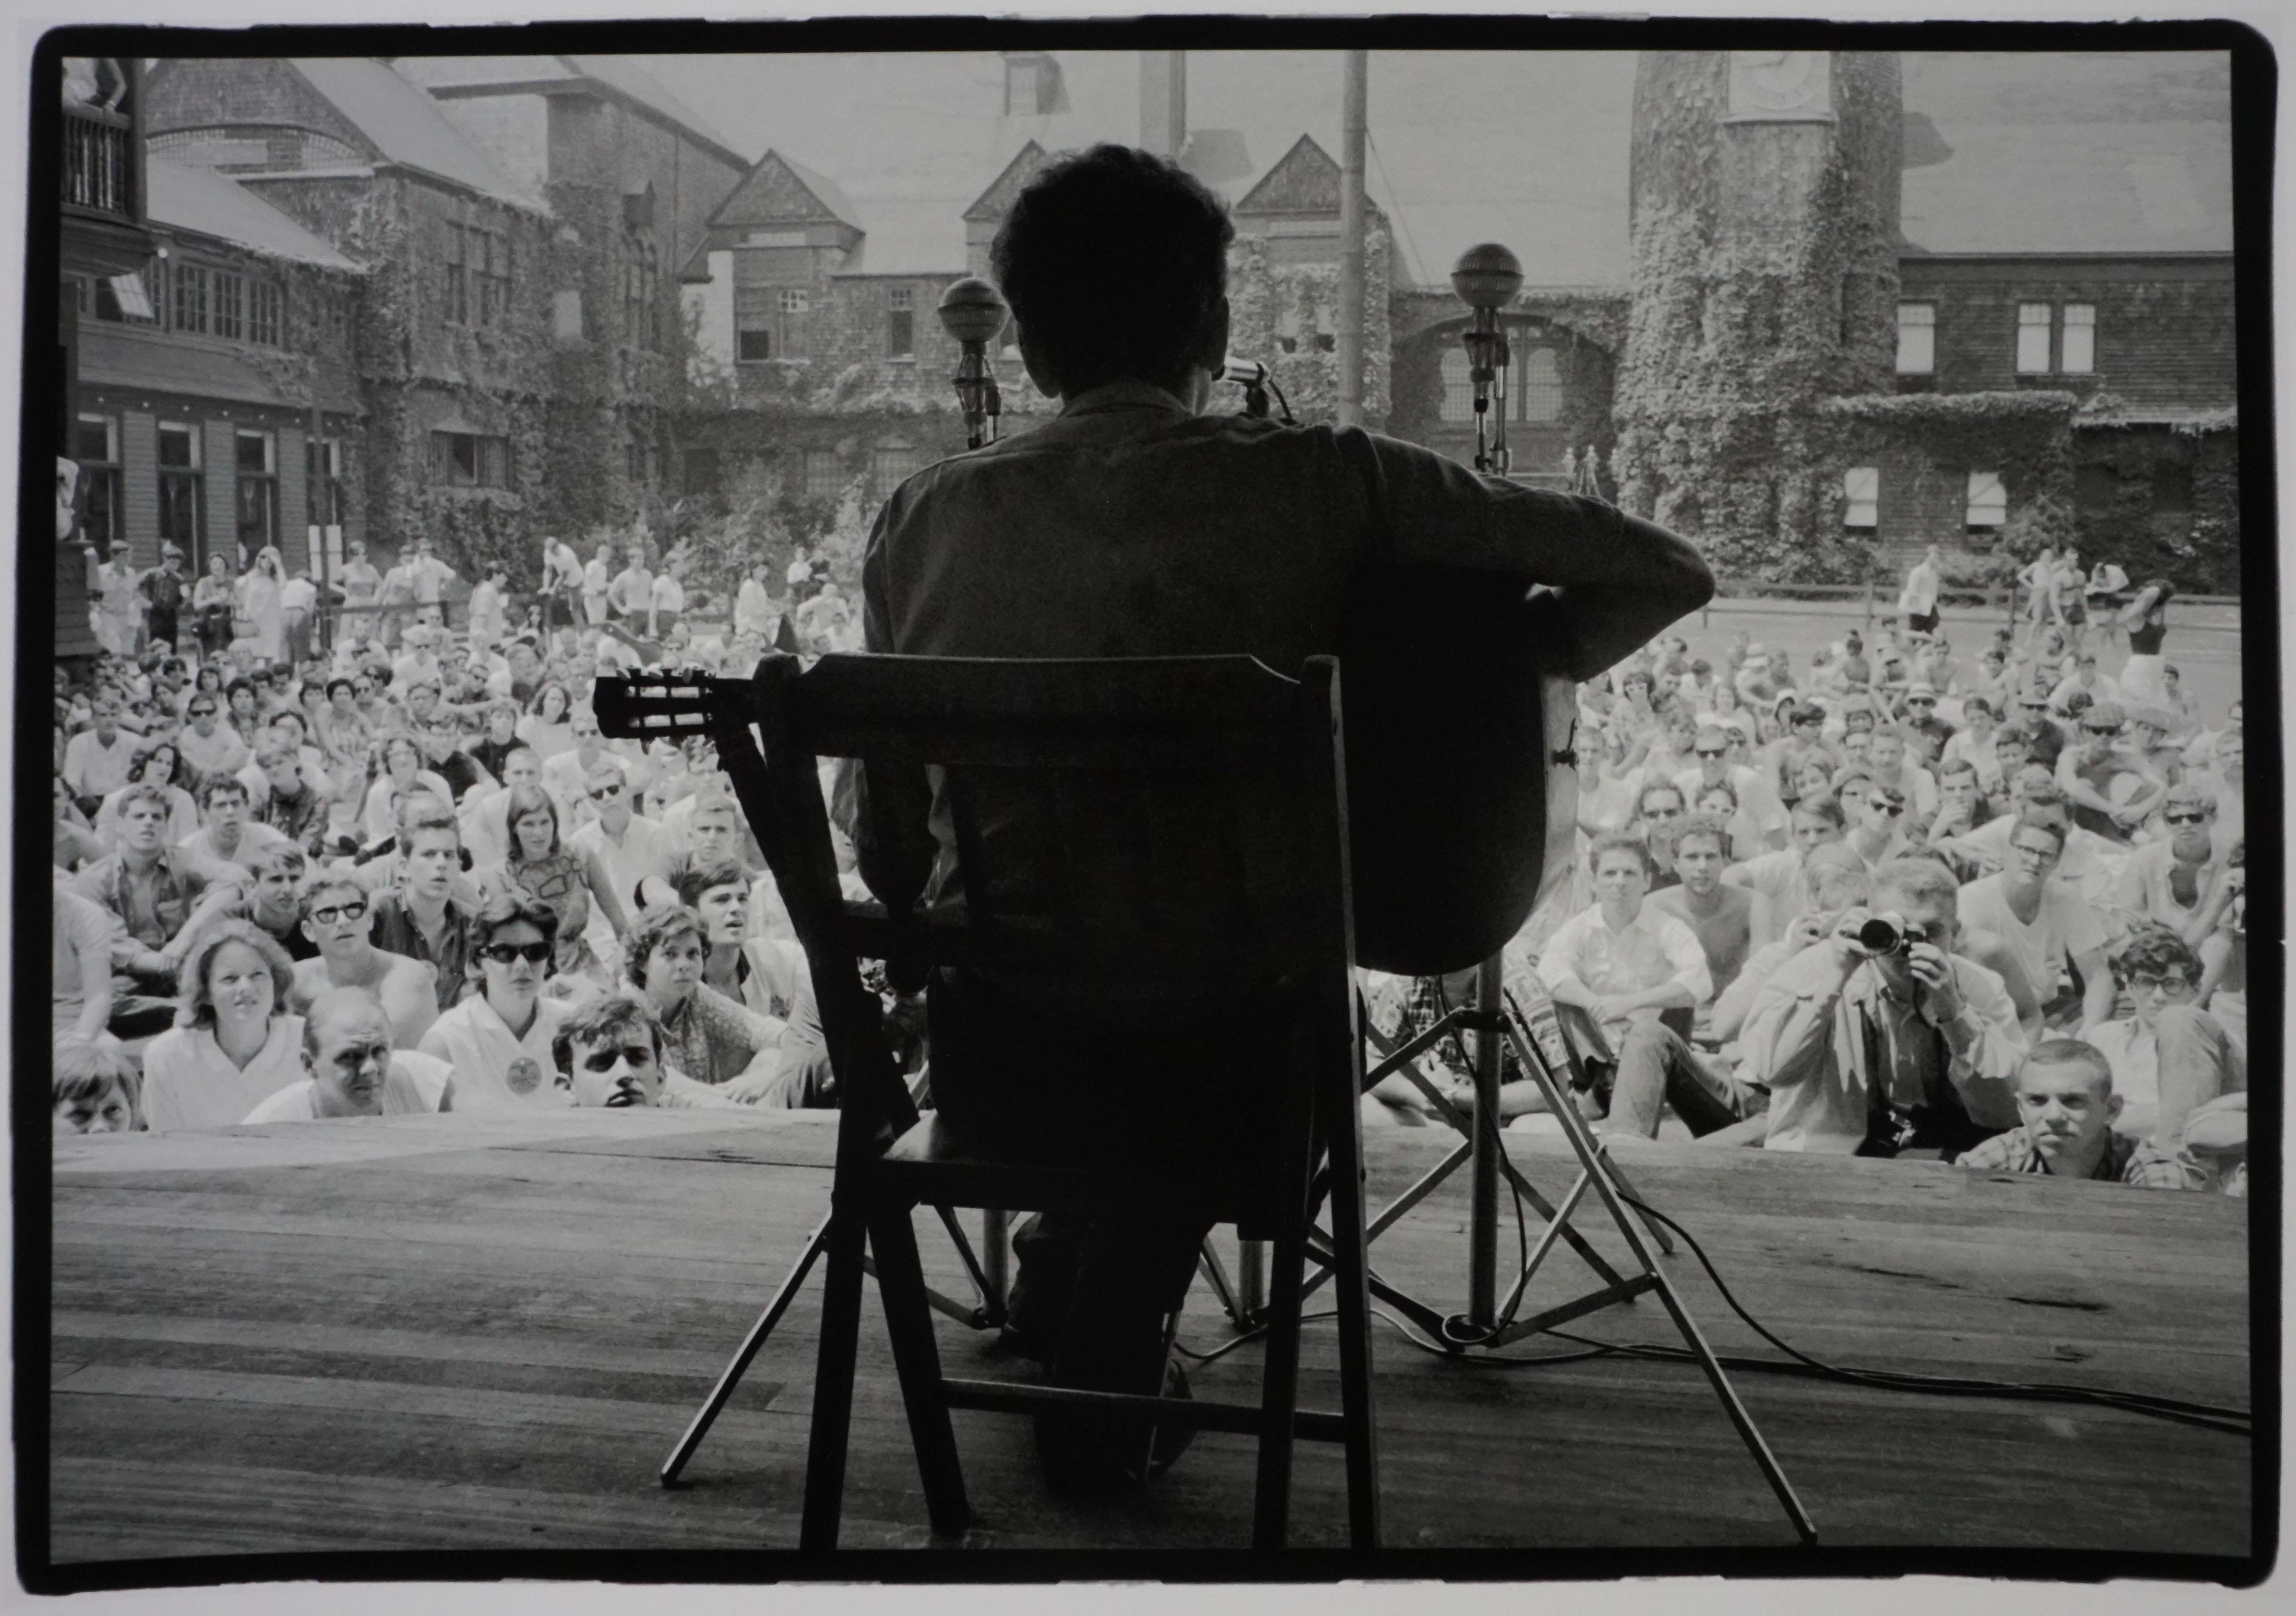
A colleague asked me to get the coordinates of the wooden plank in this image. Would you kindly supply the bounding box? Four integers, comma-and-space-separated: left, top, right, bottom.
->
51, 1312, 739, 1380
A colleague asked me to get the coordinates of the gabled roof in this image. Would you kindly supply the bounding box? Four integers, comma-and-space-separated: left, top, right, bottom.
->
147, 157, 364, 273
1236, 134, 1336, 217
394, 53, 750, 171
290, 58, 545, 214
964, 140, 1049, 223
705, 149, 865, 233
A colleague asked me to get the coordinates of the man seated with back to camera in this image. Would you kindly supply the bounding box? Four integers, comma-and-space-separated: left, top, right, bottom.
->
1737, 856, 2026, 1158
839, 143, 1713, 1491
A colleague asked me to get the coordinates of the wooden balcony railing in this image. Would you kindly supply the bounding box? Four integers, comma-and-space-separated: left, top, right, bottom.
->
62, 100, 136, 221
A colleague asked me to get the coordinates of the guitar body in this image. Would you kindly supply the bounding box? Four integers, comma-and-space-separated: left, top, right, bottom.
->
1338, 564, 1579, 978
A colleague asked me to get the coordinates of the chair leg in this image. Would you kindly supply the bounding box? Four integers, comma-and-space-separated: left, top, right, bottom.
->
798, 1202, 871, 1552
867, 1202, 971, 1536
1250, 1212, 1309, 1549
1323, 1055, 1383, 1549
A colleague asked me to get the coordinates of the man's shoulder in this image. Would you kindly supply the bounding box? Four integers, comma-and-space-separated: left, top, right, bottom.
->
1956, 1127, 2035, 1172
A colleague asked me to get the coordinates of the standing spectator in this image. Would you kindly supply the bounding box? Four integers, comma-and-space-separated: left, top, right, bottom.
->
140, 919, 306, 1131
192, 553, 236, 658
734, 561, 775, 642
278, 565, 318, 664
405, 537, 457, 631
466, 566, 509, 649
606, 544, 653, 631
418, 895, 574, 1111
368, 804, 478, 1013
138, 545, 188, 654
583, 539, 615, 627
1898, 544, 1942, 637
1538, 832, 1753, 1139
648, 559, 686, 642
237, 545, 286, 662
1956, 809, 2114, 1030
375, 548, 416, 649
336, 540, 383, 635
1738, 857, 2025, 1156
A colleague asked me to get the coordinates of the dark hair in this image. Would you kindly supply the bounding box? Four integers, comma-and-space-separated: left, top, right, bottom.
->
673, 856, 751, 912
552, 992, 662, 1078
991, 144, 1234, 398
1587, 830, 1657, 878
466, 890, 561, 980
2110, 925, 2202, 988
198, 772, 250, 808
1793, 792, 1845, 830
623, 903, 708, 990
1675, 812, 1734, 856
2012, 806, 2070, 853
503, 784, 561, 863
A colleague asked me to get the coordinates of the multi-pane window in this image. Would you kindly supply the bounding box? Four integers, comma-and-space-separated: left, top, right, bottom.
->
80, 268, 155, 324
445, 224, 511, 328
249, 280, 282, 346
803, 448, 845, 501
887, 287, 914, 358
624, 235, 661, 351
157, 422, 205, 566
870, 444, 926, 500
211, 270, 245, 341
1842, 467, 1879, 528
1439, 335, 1564, 424
2015, 303, 2052, 374
429, 431, 511, 488
236, 429, 277, 557
2061, 303, 2096, 374
1894, 302, 1935, 373
1966, 470, 2007, 528
307, 437, 345, 527
173, 263, 208, 332
72, 414, 120, 553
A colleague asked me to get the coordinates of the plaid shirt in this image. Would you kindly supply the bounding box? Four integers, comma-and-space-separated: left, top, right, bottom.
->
1957, 1125, 2203, 1189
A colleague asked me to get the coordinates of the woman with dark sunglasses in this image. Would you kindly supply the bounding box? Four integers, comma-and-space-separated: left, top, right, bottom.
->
416, 894, 574, 1111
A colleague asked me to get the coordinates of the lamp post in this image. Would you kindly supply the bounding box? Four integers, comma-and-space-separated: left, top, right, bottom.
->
1451, 243, 1523, 476
936, 277, 1009, 451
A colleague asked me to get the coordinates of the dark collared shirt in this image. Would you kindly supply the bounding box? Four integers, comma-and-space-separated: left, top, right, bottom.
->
368, 888, 474, 1011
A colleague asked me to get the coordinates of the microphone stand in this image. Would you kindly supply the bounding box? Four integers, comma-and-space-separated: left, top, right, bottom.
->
937, 278, 1008, 451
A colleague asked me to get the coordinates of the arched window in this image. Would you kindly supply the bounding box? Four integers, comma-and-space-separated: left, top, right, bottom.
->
1439, 332, 1566, 424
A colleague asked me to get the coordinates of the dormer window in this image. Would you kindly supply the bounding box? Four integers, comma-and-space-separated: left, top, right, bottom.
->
1003, 52, 1067, 116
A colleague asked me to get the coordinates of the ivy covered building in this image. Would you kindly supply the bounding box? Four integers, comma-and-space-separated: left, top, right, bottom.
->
136, 54, 752, 591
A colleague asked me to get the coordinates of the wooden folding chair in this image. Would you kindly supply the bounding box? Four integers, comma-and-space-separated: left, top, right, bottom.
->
729, 650, 1378, 1552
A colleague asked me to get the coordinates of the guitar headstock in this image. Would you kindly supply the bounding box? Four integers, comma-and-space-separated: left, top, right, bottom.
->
591, 668, 737, 740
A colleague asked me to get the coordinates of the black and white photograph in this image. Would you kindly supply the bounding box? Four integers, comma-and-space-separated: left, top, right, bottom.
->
13, 12, 2277, 1600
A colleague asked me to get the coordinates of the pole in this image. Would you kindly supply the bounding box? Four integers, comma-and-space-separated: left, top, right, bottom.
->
309, 390, 329, 654
1336, 49, 1369, 430
1467, 952, 1502, 1330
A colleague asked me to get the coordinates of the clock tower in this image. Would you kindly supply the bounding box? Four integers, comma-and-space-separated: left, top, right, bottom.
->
1614, 50, 1903, 573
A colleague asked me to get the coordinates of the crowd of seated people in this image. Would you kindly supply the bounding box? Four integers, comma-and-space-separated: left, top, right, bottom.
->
1359, 610, 2248, 1196
51, 533, 853, 1136
50, 545, 2248, 1195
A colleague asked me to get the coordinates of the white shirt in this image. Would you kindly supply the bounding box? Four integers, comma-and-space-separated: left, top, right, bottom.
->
2083, 1018, 2160, 1110
568, 811, 681, 911
236, 746, 334, 805
1671, 761, 1788, 837
583, 558, 611, 600
1957, 873, 2106, 1000
417, 993, 573, 1113
650, 575, 686, 615
407, 555, 455, 605
735, 578, 774, 637
241, 1051, 455, 1122
1899, 560, 1939, 616
1734, 847, 1814, 928
174, 722, 253, 781
279, 577, 318, 614
1536, 901, 1713, 1047
541, 748, 631, 825
63, 729, 141, 799
465, 580, 504, 645
142, 1015, 309, 1132
458, 786, 516, 872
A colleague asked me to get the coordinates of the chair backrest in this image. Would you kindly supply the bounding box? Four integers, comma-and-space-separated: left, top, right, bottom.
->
743, 652, 1358, 1138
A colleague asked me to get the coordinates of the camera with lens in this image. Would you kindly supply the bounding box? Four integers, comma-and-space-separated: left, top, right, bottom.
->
1856, 912, 1915, 957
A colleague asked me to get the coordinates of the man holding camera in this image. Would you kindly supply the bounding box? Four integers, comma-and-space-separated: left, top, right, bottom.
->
1737, 857, 2026, 1157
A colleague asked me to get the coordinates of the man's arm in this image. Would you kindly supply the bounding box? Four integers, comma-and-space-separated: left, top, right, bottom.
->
1734, 924, 1865, 1094
1363, 441, 1715, 681
2073, 944, 2116, 1029
1932, 958, 2028, 1131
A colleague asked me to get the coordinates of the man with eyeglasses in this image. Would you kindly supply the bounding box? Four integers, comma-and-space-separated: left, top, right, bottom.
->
1842, 775, 1911, 867
417, 894, 574, 1110
1899, 683, 1955, 764
2073, 926, 2242, 1178
1670, 724, 1788, 852
413, 708, 494, 804
552, 993, 737, 1110
1628, 781, 1689, 891
1739, 856, 2024, 1157
289, 876, 442, 1050
2054, 701, 2165, 845
1956, 808, 2114, 1031
366, 806, 478, 1014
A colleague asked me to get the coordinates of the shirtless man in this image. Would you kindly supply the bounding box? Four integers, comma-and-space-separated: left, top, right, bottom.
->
290, 875, 441, 1049
1646, 812, 1766, 1012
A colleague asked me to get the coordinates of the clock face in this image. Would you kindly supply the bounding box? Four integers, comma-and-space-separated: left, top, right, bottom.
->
1729, 50, 1831, 117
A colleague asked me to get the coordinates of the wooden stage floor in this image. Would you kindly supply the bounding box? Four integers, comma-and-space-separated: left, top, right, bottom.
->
43, 1109, 2253, 1568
